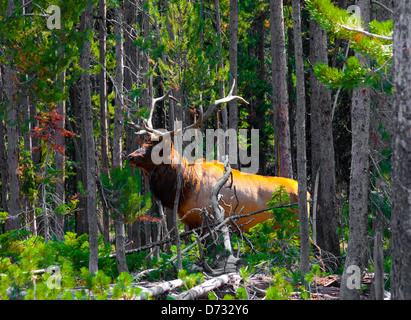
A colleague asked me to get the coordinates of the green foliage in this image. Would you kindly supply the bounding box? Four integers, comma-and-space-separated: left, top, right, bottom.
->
265, 268, 294, 300
0, 212, 8, 224
306, 0, 393, 90
178, 269, 203, 290
101, 164, 151, 223
0, 0, 87, 104
243, 186, 300, 268
0, 231, 156, 300
112, 272, 142, 300
314, 56, 371, 90
141, 0, 225, 115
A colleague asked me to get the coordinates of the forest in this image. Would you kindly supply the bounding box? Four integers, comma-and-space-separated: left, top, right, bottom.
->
0, 0, 410, 301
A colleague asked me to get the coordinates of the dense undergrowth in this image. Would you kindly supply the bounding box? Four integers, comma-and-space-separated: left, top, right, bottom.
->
0, 196, 317, 300
0, 232, 320, 300
0, 186, 391, 300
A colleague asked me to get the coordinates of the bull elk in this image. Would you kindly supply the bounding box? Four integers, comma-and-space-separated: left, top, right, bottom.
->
128, 81, 309, 233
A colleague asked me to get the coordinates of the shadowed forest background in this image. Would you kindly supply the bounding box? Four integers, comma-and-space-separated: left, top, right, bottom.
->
0, 0, 410, 300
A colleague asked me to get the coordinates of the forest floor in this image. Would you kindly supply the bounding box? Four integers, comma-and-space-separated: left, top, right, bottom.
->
124, 272, 378, 300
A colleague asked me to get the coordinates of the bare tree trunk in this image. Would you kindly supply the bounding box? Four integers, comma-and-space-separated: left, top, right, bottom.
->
228, 0, 238, 169
99, 0, 110, 244
292, 0, 310, 277
309, 18, 340, 266
375, 0, 393, 21
80, 0, 98, 275
55, 70, 66, 241
340, 0, 371, 300
0, 68, 9, 218
113, 4, 125, 170
390, 0, 411, 300
2, 0, 20, 232
173, 153, 183, 271
270, 0, 293, 178
0, 117, 8, 216
124, 0, 141, 250
373, 211, 384, 300
113, 0, 129, 274
254, 11, 267, 175
214, 0, 228, 159
4, 73, 20, 232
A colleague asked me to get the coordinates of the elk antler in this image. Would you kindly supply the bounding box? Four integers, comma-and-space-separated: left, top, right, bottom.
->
202, 79, 249, 121
145, 90, 178, 130
131, 78, 248, 138
172, 79, 248, 136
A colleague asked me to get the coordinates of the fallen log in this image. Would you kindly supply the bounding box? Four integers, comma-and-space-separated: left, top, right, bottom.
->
133, 279, 185, 300
171, 273, 242, 300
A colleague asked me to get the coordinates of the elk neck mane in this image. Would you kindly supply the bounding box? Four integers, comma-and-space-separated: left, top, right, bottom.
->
141, 150, 202, 210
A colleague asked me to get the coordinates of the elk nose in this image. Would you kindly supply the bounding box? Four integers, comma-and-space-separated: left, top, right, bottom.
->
127, 155, 135, 162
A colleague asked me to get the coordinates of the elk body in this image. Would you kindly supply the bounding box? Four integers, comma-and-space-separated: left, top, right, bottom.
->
128, 82, 309, 233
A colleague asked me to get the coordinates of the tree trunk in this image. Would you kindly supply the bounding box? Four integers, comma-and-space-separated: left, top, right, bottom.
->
340, 0, 371, 300
255, 11, 267, 176
270, 0, 293, 178
390, 0, 411, 300
0, 68, 9, 218
113, 3, 125, 170
292, 0, 310, 277
3, 0, 20, 232
55, 70, 66, 241
375, 0, 393, 21
4, 71, 21, 232
99, 0, 110, 244
228, 0, 238, 169
0, 117, 8, 216
309, 19, 340, 266
80, 0, 98, 275
124, 0, 141, 250
214, 0, 228, 159
113, 0, 129, 274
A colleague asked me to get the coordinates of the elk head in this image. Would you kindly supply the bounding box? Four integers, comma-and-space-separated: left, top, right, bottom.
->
127, 79, 246, 171
127, 92, 203, 171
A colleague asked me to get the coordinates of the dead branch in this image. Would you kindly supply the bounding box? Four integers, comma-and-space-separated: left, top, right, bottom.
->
210, 155, 232, 253
109, 202, 298, 258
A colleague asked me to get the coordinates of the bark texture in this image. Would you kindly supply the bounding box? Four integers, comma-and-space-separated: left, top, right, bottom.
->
309, 19, 340, 266
390, 0, 411, 300
270, 0, 293, 179
340, 0, 371, 300
80, 0, 98, 275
